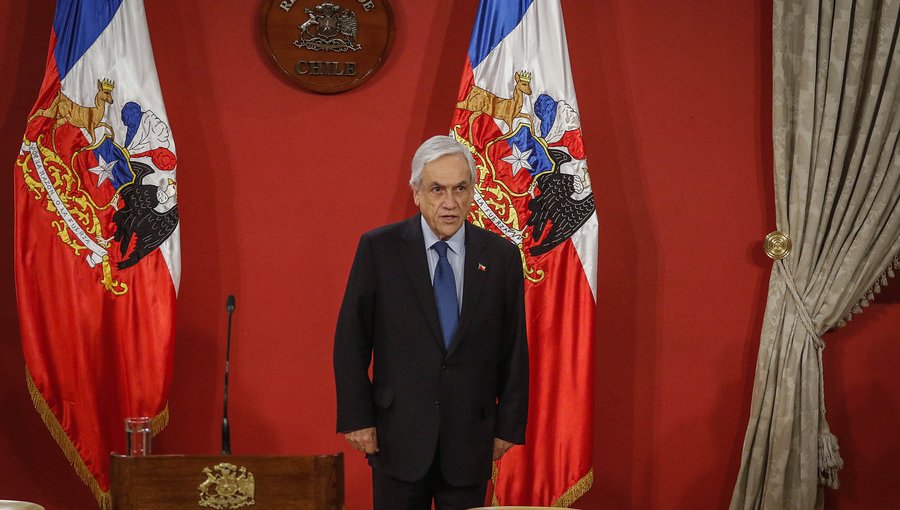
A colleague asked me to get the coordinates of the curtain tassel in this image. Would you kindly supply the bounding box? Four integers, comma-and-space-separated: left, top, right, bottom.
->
818, 428, 844, 489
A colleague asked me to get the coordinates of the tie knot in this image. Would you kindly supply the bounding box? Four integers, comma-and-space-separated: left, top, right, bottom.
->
432, 241, 450, 259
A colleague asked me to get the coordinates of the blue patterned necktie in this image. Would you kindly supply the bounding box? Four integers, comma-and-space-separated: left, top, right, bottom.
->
432, 241, 459, 348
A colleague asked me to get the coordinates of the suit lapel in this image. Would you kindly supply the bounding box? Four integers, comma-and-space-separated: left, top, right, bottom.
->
401, 215, 446, 353
447, 223, 487, 357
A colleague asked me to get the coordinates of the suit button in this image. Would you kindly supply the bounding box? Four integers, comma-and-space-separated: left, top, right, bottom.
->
441, 364, 447, 371
434, 401, 440, 408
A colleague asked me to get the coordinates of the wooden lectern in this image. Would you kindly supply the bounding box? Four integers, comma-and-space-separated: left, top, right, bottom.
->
110, 454, 343, 509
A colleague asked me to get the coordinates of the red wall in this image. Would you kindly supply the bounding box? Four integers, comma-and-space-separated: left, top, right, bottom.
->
1, 1, 898, 509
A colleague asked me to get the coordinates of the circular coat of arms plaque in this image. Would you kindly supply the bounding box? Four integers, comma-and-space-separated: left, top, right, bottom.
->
260, 0, 394, 94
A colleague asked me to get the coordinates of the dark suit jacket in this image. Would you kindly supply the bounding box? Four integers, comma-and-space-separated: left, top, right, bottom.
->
334, 214, 528, 485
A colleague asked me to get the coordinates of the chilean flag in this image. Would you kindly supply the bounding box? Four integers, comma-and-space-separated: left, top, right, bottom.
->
13, 0, 178, 507
452, 0, 598, 506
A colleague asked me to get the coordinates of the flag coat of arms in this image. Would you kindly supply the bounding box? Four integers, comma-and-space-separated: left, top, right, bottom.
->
451, 0, 598, 506
13, 0, 179, 506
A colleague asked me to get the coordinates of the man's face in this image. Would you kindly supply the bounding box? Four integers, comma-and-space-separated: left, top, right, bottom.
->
413, 154, 475, 240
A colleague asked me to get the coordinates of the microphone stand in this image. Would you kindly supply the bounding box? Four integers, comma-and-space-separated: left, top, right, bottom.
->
222, 295, 235, 455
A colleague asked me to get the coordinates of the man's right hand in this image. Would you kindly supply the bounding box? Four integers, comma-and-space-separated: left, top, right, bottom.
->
343, 427, 379, 454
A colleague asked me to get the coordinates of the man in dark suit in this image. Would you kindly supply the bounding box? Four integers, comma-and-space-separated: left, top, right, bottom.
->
334, 135, 529, 510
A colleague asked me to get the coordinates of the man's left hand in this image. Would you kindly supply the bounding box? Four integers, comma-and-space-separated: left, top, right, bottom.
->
493, 438, 514, 460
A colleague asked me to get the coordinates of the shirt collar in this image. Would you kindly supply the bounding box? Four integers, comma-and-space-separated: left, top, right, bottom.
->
420, 215, 466, 255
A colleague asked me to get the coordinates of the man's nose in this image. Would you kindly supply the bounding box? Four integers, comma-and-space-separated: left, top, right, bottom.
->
440, 193, 456, 209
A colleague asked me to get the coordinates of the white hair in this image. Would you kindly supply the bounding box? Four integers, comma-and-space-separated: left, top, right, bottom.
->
409, 135, 477, 189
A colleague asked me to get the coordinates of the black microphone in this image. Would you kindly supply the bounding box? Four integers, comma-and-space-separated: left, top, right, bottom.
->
222, 294, 235, 455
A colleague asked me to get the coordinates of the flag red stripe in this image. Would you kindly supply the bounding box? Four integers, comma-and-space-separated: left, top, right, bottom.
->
496, 239, 594, 504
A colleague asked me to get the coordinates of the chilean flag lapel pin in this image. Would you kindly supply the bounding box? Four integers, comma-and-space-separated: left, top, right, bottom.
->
478, 263, 487, 272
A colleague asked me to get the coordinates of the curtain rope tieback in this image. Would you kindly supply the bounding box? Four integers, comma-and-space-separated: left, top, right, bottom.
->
775, 259, 824, 350
767, 232, 843, 488
775, 260, 843, 488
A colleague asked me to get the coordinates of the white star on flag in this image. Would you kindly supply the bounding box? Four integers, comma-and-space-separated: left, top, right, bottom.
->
501, 144, 533, 176
87, 155, 115, 187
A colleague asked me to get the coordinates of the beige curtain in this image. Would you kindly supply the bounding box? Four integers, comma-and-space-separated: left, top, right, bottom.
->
731, 1, 900, 509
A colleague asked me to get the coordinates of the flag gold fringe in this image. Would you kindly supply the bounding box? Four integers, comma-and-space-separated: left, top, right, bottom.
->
25, 367, 169, 509
553, 468, 593, 508
491, 461, 501, 505
151, 405, 169, 436
490, 462, 593, 508
25, 369, 111, 509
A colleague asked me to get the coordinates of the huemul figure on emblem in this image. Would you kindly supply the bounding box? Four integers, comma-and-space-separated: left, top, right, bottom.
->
456, 70, 533, 140
29, 79, 116, 148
